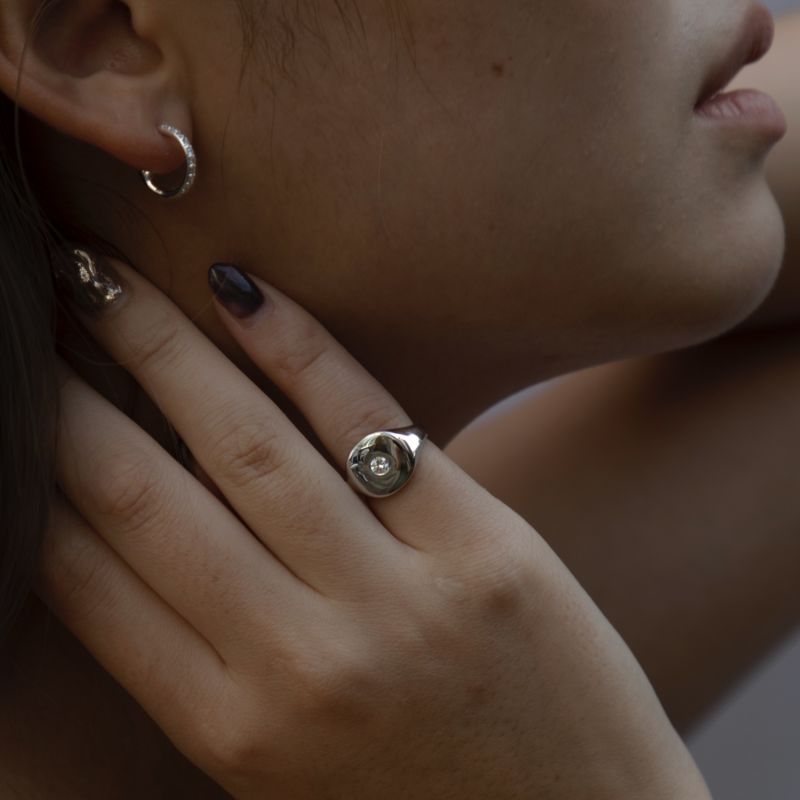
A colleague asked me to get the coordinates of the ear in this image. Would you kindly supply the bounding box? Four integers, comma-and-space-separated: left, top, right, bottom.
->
0, 0, 192, 174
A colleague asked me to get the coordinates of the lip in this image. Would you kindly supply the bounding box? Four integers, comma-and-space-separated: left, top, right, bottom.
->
694, 3, 776, 110
694, 88, 787, 140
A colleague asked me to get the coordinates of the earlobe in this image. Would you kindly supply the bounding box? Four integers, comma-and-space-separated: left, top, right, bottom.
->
0, 0, 191, 175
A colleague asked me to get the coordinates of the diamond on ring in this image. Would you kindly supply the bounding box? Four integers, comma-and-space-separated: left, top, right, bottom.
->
368, 455, 395, 477
346, 426, 428, 499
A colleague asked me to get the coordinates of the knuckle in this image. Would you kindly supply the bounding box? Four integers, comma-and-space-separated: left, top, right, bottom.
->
51, 533, 118, 618
269, 317, 330, 384
335, 399, 407, 456
470, 536, 536, 619
476, 565, 528, 620
126, 306, 188, 374
207, 724, 262, 775
438, 533, 536, 620
212, 415, 291, 488
89, 449, 166, 536
293, 648, 380, 726
199, 706, 273, 778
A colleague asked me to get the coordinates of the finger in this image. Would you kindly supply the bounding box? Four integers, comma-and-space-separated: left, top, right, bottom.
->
209, 266, 499, 551
56, 359, 322, 658
61, 255, 414, 598
35, 492, 229, 755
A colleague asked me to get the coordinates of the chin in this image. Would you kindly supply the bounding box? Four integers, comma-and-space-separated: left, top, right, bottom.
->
649, 185, 787, 353
698, 186, 784, 332
533, 184, 786, 371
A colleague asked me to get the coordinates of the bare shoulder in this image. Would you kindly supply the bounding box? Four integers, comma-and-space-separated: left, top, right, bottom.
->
445, 328, 800, 728
442, 12, 800, 726
446, 328, 800, 538
445, 9, 800, 538
447, 11, 800, 509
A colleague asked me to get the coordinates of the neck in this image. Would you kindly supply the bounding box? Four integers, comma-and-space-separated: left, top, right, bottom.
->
0, 252, 567, 798
198, 306, 563, 450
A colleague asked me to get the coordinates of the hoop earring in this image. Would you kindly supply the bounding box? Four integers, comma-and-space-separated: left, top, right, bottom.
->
141, 124, 197, 200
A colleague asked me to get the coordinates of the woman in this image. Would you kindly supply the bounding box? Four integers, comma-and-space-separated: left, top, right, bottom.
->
0, 0, 797, 796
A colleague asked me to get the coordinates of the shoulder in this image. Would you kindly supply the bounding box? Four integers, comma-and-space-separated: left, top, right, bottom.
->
445, 328, 800, 536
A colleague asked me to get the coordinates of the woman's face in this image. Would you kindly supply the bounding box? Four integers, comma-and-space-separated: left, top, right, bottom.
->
38, 0, 789, 375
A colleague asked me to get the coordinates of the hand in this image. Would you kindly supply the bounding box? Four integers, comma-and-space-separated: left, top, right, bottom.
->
40, 257, 710, 799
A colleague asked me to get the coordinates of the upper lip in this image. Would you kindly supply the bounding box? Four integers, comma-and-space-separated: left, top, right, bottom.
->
694, 3, 776, 109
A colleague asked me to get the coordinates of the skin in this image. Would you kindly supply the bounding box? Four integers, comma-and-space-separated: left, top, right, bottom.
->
0, 0, 789, 440
19, 260, 713, 798
447, 9, 800, 733
0, 0, 795, 795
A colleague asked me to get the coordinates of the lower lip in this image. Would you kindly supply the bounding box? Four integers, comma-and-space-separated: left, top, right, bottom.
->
694, 88, 787, 141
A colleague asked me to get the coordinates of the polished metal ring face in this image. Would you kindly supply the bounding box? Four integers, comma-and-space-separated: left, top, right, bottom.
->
346, 426, 428, 498
141, 124, 197, 200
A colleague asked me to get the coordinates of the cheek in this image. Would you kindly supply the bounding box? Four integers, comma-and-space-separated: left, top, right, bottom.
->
225, 0, 780, 361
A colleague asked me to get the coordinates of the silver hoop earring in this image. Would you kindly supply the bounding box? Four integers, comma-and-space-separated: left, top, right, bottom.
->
141, 124, 197, 200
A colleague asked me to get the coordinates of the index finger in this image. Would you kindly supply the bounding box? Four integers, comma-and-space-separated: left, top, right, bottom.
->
61, 252, 413, 599
205, 264, 505, 551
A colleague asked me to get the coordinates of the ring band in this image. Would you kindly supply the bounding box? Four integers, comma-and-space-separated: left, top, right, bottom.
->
346, 425, 428, 498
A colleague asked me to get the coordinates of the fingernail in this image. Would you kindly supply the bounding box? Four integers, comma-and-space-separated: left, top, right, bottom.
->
53, 247, 124, 315
208, 263, 268, 319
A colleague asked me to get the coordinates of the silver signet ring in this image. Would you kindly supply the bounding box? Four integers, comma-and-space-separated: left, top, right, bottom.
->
346, 425, 428, 499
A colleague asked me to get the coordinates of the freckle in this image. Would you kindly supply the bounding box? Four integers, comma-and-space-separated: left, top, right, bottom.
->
491, 61, 505, 77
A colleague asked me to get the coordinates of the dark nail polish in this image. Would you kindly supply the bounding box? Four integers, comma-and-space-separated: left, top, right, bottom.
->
208, 264, 267, 319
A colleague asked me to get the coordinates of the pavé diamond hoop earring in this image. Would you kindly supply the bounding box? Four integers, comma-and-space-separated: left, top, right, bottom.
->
141, 124, 197, 199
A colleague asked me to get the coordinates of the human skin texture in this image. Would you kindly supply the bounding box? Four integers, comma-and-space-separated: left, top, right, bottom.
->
0, 0, 788, 442
447, 9, 800, 733
0, 0, 792, 796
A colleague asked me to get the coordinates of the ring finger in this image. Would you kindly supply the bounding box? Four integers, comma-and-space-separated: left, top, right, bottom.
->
60, 253, 416, 598
55, 360, 328, 656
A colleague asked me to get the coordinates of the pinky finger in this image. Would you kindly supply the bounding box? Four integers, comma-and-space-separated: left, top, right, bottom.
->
33, 493, 231, 761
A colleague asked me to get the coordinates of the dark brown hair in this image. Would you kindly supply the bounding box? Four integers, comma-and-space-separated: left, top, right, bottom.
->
0, 87, 60, 647
0, 0, 268, 652
0, 0, 414, 651
0, 0, 115, 650
0, 0, 266, 651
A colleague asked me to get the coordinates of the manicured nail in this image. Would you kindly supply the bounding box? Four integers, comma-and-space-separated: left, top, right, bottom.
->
208, 264, 268, 319
53, 247, 124, 314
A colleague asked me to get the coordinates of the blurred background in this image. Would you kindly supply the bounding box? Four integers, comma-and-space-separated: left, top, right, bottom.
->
685, 3, 800, 797
688, 631, 800, 797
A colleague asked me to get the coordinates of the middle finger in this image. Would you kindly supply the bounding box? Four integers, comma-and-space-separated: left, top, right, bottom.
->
55, 360, 322, 656
61, 253, 415, 598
